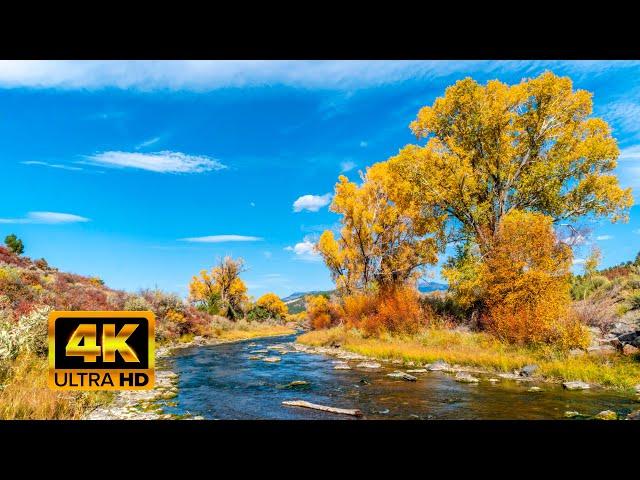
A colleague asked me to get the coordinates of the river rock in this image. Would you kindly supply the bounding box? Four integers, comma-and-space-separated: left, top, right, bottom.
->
587, 345, 618, 356
263, 356, 281, 363
528, 386, 543, 392
247, 343, 259, 347
635, 384, 640, 394
334, 362, 351, 370
286, 380, 310, 388
519, 364, 538, 377
488, 378, 499, 383
595, 410, 617, 420
428, 360, 450, 371
387, 371, 417, 381
562, 381, 590, 390
248, 355, 263, 360
498, 372, 522, 380
569, 348, 586, 357
357, 361, 382, 369
406, 369, 428, 373
564, 411, 583, 418
626, 410, 640, 420
250, 349, 269, 354
455, 372, 479, 383
622, 344, 640, 356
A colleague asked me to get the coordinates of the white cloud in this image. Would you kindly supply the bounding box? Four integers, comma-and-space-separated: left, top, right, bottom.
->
1, 60, 636, 92
135, 136, 161, 150
619, 145, 640, 162
596, 235, 613, 241
0, 211, 89, 224
293, 193, 332, 212
84, 151, 226, 174
250, 202, 256, 207
284, 238, 321, 261
359, 141, 368, 148
604, 102, 640, 135
573, 258, 586, 265
179, 235, 263, 243
340, 160, 356, 173
22, 161, 83, 171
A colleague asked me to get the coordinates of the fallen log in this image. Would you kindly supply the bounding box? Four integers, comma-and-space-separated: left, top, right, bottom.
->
282, 400, 362, 417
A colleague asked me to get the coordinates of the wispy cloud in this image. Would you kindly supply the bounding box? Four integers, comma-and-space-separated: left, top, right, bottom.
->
619, 145, 640, 162
84, 151, 226, 174
293, 193, 332, 212
603, 102, 640, 136
596, 235, 614, 241
0, 211, 90, 224
1, 60, 637, 92
340, 160, 357, 173
573, 258, 586, 265
135, 136, 161, 150
21, 160, 83, 171
179, 235, 263, 243
359, 140, 368, 148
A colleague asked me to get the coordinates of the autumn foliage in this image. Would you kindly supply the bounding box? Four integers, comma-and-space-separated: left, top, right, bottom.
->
255, 292, 288, 319
480, 211, 588, 349
189, 257, 248, 319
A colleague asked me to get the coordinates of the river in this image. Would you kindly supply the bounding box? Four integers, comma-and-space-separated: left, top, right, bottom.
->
159, 334, 638, 420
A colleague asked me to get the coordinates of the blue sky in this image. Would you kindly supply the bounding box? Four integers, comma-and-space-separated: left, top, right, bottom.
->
1, 60, 639, 299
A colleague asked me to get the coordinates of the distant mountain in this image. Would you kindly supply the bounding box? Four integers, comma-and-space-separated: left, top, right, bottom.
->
417, 281, 448, 293
282, 290, 333, 314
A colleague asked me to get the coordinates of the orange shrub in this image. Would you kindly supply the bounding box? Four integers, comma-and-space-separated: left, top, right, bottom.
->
481, 210, 589, 349
305, 295, 336, 330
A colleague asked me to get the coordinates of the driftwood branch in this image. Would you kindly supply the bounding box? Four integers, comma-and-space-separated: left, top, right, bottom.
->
282, 400, 362, 417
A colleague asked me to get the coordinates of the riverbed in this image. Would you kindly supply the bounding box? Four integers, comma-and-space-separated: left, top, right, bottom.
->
159, 334, 639, 420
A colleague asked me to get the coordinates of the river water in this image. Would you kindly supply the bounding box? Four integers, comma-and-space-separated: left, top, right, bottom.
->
161, 334, 638, 420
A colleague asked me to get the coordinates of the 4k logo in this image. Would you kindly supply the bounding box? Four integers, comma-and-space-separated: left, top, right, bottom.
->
48, 311, 155, 391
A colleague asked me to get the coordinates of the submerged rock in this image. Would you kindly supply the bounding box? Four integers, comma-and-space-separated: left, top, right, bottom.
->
286, 380, 310, 388
594, 410, 617, 420
248, 355, 263, 360
406, 369, 428, 373
562, 381, 590, 390
250, 349, 269, 354
334, 362, 351, 370
427, 360, 449, 371
357, 361, 382, 369
387, 371, 417, 381
455, 372, 479, 383
263, 356, 281, 363
528, 386, 543, 392
488, 378, 500, 383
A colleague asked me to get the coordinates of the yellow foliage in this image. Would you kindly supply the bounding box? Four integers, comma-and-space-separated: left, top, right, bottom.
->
305, 295, 335, 330
389, 70, 633, 253
255, 292, 288, 318
481, 210, 589, 349
188, 256, 248, 319
316, 161, 443, 294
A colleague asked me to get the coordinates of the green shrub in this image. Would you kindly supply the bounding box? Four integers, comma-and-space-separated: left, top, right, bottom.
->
123, 295, 152, 311
246, 306, 271, 321
628, 292, 640, 311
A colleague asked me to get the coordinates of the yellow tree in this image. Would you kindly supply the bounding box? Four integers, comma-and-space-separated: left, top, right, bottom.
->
481, 210, 588, 348
317, 161, 444, 295
255, 292, 288, 319
389, 71, 633, 254
189, 256, 248, 319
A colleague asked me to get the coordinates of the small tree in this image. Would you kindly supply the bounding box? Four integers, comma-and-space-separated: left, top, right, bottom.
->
4, 234, 24, 255
188, 256, 248, 319
481, 210, 588, 348
255, 292, 287, 319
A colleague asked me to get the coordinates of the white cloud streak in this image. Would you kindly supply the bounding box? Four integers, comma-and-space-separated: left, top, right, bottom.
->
340, 160, 357, 173
1, 60, 637, 92
179, 235, 263, 243
0, 211, 90, 224
84, 151, 226, 174
284, 238, 321, 261
293, 193, 332, 212
135, 136, 161, 150
596, 235, 613, 241
22, 161, 83, 171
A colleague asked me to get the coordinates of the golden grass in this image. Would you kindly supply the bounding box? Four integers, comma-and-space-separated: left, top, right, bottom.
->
214, 325, 296, 342
298, 327, 640, 390
0, 354, 112, 419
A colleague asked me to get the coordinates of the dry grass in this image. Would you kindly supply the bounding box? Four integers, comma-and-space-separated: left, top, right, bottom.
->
298, 327, 640, 390
214, 324, 295, 342
0, 354, 111, 419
